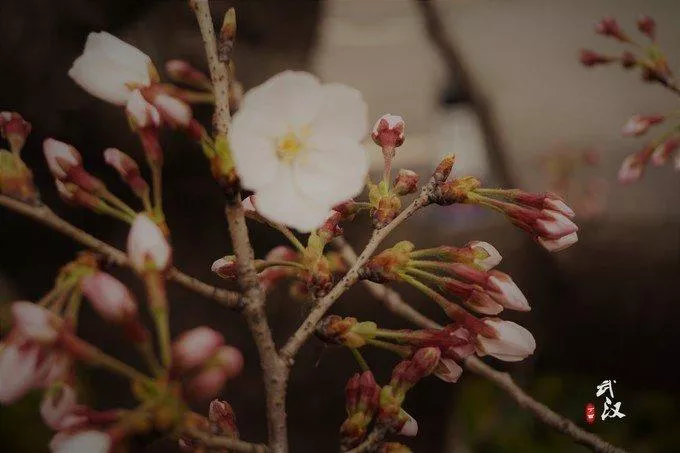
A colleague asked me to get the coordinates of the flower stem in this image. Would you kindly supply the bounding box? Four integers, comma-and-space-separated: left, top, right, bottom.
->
349, 347, 370, 372
266, 221, 306, 253
100, 189, 138, 218
151, 165, 163, 218
144, 272, 172, 370
366, 338, 410, 357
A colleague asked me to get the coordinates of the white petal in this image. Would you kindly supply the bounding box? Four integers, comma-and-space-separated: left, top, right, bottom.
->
84, 32, 151, 82
69, 54, 138, 105
229, 114, 281, 189
293, 143, 367, 205
255, 166, 330, 232
241, 71, 322, 128
50, 430, 111, 453
310, 83, 368, 141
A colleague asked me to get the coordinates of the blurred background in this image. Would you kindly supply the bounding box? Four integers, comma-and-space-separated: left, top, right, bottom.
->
1, 0, 679, 451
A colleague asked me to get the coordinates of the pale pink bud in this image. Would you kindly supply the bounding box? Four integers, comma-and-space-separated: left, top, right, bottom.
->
12, 302, 60, 344
211, 256, 237, 280
0, 340, 40, 403
621, 114, 663, 137
392, 169, 419, 196
535, 210, 578, 239
49, 430, 111, 453
487, 272, 530, 311
578, 49, 612, 67
538, 231, 579, 252
467, 241, 502, 270
152, 94, 192, 127
127, 214, 171, 272
172, 327, 224, 372
185, 346, 243, 400
398, 410, 418, 437
126, 90, 161, 129
0, 111, 32, 151
434, 358, 463, 383
618, 155, 643, 184
81, 272, 138, 323
372, 114, 405, 148
43, 139, 81, 179
40, 384, 80, 430
651, 139, 680, 167
636, 15, 656, 40
103, 148, 148, 195
465, 290, 503, 315
544, 196, 575, 218
476, 319, 536, 362
595, 17, 629, 42
165, 60, 211, 89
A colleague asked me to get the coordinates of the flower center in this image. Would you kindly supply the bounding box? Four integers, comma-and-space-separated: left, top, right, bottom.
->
276, 127, 310, 163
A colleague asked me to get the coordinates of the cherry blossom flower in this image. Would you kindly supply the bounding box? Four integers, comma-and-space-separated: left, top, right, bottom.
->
69, 32, 154, 105
229, 71, 369, 231
476, 319, 536, 362
50, 430, 111, 453
127, 214, 171, 272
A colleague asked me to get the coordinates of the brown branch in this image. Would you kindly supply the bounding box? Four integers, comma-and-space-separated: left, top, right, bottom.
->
335, 234, 629, 453
0, 194, 241, 309
189, 2, 289, 452
186, 427, 268, 453
279, 178, 437, 362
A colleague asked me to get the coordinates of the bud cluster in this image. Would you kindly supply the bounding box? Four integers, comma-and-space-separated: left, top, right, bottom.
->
579, 15, 680, 182
340, 371, 380, 448
0, 112, 38, 203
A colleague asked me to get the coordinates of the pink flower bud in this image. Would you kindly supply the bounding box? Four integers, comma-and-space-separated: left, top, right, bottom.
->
0, 111, 32, 152
433, 154, 455, 183
127, 214, 171, 272
538, 231, 578, 252
49, 430, 111, 453
103, 148, 149, 196
618, 154, 643, 184
487, 271, 530, 311
40, 384, 82, 430
185, 346, 243, 400
211, 256, 238, 280
535, 210, 578, 239
208, 399, 239, 437
636, 15, 656, 40
371, 114, 405, 148
476, 319, 536, 362
392, 169, 419, 196
595, 17, 629, 42
397, 410, 418, 437
126, 90, 161, 129
578, 49, 612, 67
151, 93, 193, 128
467, 241, 502, 270
12, 302, 60, 344
165, 60, 211, 89
434, 358, 463, 383
81, 272, 138, 323
172, 327, 225, 372
621, 114, 664, 137
0, 340, 40, 403
651, 138, 680, 167
621, 51, 637, 69
43, 139, 81, 179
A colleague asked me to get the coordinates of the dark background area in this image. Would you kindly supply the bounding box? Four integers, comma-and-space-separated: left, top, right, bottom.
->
1, 0, 679, 452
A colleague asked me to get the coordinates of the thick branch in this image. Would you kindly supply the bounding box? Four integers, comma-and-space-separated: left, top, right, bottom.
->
0, 195, 241, 309
335, 235, 629, 453
279, 179, 436, 362
186, 427, 268, 453
190, 2, 289, 452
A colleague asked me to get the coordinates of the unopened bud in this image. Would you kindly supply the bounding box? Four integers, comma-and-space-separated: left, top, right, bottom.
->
208, 399, 239, 438
219, 8, 237, 62
578, 49, 613, 67
595, 17, 629, 42
127, 214, 172, 272
621, 114, 664, 137
372, 114, 405, 149
165, 60, 212, 90
393, 169, 419, 196
172, 327, 225, 373
0, 150, 38, 203
651, 138, 680, 166
636, 15, 656, 41
0, 112, 31, 153
103, 148, 149, 197
126, 90, 161, 130
81, 272, 138, 323
317, 210, 343, 243
475, 318, 535, 362
433, 154, 455, 183
618, 154, 644, 184
372, 194, 401, 229
211, 256, 237, 280
621, 51, 637, 69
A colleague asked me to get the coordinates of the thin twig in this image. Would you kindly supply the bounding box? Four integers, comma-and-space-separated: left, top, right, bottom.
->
335, 237, 629, 453
343, 427, 389, 453
186, 427, 269, 453
279, 178, 436, 362
189, 2, 289, 452
0, 195, 241, 309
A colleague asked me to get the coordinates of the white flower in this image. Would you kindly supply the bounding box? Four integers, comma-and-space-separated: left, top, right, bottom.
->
127, 214, 171, 272
229, 71, 369, 232
50, 430, 111, 453
476, 319, 536, 362
467, 241, 502, 270
69, 32, 154, 105
538, 231, 579, 252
